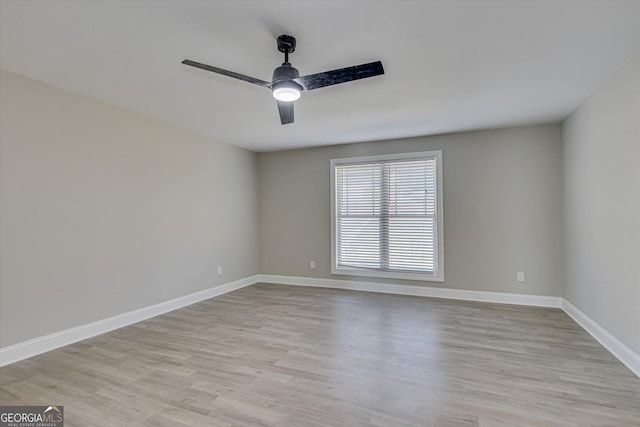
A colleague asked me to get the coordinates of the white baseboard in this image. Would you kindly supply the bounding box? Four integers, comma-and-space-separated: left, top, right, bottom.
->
257, 274, 562, 308
0, 275, 259, 367
561, 299, 640, 377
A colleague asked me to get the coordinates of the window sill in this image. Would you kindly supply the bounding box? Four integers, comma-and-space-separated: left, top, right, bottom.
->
331, 267, 444, 283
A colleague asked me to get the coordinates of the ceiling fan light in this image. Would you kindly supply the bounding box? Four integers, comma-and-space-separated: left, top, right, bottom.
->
272, 82, 301, 102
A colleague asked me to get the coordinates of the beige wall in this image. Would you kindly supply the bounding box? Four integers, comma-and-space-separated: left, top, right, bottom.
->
0, 71, 259, 347
259, 125, 564, 296
562, 57, 640, 355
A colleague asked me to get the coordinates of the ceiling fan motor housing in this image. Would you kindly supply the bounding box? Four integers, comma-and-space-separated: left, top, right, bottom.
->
272, 64, 300, 83
272, 64, 303, 102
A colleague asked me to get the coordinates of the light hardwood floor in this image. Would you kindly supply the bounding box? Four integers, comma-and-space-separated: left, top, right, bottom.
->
1, 283, 639, 426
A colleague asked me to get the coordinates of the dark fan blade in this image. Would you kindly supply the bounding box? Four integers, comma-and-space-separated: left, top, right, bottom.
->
277, 101, 294, 125
182, 60, 270, 87
294, 61, 384, 91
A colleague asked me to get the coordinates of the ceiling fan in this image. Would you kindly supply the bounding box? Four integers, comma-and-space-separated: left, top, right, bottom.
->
182, 35, 384, 125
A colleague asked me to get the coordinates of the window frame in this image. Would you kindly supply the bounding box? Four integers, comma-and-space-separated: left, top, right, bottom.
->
330, 150, 444, 282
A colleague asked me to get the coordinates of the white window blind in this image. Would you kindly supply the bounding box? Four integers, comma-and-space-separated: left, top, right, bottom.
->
332, 151, 443, 281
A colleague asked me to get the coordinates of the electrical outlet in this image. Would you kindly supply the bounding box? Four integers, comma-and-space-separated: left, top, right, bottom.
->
217, 266, 222, 275
310, 260, 316, 269
517, 272, 525, 283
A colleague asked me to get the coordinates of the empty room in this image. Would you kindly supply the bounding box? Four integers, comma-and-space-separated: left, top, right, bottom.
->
1, 1, 639, 426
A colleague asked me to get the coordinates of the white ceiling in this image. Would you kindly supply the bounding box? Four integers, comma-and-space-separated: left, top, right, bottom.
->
1, 1, 639, 152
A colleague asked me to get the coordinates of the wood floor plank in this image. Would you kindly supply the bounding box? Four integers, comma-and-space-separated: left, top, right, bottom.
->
1, 283, 639, 426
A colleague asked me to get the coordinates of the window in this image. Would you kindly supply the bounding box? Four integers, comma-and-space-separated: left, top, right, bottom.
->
331, 151, 444, 281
